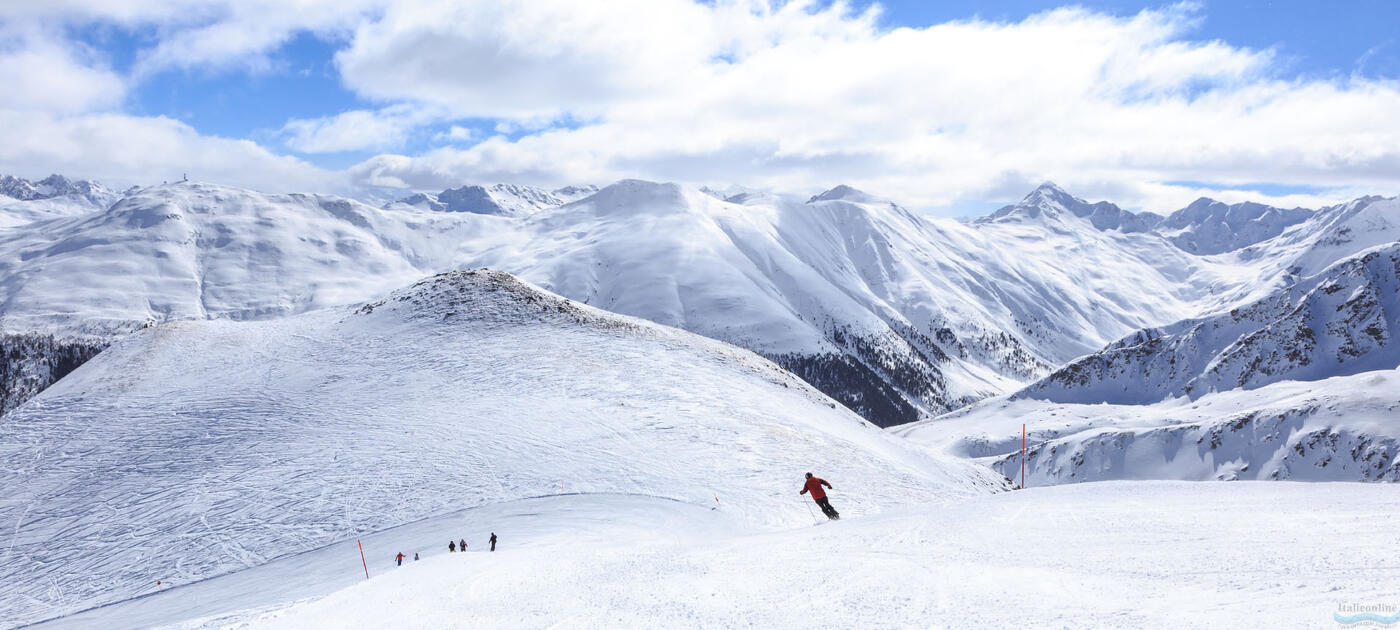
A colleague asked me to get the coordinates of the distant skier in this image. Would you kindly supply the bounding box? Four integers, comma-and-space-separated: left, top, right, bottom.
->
414, 552, 420, 561
395, 552, 405, 566
459, 538, 467, 552
449, 541, 456, 553
800, 472, 839, 520
489, 532, 497, 552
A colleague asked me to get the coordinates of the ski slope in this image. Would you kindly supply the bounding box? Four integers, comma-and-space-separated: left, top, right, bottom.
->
31, 482, 1400, 630
0, 270, 1004, 627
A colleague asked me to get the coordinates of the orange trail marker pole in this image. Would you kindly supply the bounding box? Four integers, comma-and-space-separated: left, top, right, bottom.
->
358, 540, 369, 579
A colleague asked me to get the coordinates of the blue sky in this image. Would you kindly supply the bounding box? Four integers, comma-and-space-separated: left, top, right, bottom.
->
4, 1, 1400, 213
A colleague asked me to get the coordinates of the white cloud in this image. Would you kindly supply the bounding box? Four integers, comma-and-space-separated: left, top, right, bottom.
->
434, 125, 474, 143
0, 110, 342, 193
0, 23, 126, 113
4, 1, 1400, 212
279, 106, 432, 153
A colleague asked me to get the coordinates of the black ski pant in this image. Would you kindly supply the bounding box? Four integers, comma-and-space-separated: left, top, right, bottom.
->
814, 497, 839, 519
490, 541, 496, 551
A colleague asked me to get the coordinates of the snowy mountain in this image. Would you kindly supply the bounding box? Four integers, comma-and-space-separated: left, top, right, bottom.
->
0, 177, 1291, 427
387, 183, 588, 216
0, 270, 1006, 626
1158, 197, 1312, 255
895, 196, 1400, 486
0, 174, 120, 229
1019, 243, 1400, 404
978, 182, 1162, 233
0, 174, 111, 204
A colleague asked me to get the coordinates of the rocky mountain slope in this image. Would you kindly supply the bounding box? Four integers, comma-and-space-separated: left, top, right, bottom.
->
1019, 243, 1400, 404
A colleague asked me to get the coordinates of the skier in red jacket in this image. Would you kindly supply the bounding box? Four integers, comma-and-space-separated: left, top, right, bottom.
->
800, 472, 840, 520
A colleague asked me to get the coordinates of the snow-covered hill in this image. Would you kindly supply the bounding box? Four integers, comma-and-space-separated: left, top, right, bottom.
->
0, 270, 1005, 627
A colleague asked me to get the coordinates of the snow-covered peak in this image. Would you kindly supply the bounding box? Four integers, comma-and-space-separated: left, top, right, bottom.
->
807, 184, 882, 204
0, 173, 113, 204
1158, 197, 1313, 254
1018, 241, 1400, 404
979, 182, 1157, 233
566, 179, 690, 215
550, 184, 599, 202
388, 183, 567, 216
1021, 181, 1075, 207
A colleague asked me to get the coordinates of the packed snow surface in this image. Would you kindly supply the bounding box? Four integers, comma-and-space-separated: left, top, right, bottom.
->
29, 482, 1400, 630
0, 270, 1002, 627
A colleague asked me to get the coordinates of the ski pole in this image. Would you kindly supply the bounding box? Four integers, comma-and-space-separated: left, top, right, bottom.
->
801, 496, 818, 522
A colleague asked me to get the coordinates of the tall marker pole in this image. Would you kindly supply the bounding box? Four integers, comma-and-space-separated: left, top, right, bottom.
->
358, 540, 369, 579
1021, 424, 1026, 490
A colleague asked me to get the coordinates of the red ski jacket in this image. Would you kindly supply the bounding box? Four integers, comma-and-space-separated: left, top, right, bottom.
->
801, 477, 831, 500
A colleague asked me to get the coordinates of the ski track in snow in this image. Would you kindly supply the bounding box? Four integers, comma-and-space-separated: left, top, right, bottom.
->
29, 482, 1399, 630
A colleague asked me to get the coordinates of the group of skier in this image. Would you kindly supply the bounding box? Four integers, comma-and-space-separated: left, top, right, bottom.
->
392, 473, 837, 569
448, 532, 498, 553
394, 532, 498, 566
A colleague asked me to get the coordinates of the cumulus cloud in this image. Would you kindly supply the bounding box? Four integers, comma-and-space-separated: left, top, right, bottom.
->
4, 0, 1400, 212
329, 1, 1400, 211
0, 110, 342, 192
0, 23, 126, 113
279, 105, 433, 153
0, 3, 344, 192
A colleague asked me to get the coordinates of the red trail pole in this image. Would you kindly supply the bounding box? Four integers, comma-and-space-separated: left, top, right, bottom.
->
1021, 424, 1026, 490
358, 540, 369, 579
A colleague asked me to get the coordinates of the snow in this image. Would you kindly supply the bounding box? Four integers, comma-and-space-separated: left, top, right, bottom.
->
1019, 243, 1400, 405
28, 482, 1400, 630
385, 183, 576, 216
898, 366, 1400, 484
1, 173, 1399, 629
0, 270, 1002, 627
0, 177, 1287, 425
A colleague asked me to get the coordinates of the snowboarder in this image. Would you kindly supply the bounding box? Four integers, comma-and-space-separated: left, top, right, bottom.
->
395, 552, 405, 566
449, 541, 456, 553
800, 472, 839, 520
459, 538, 467, 552
414, 552, 419, 561
489, 532, 497, 552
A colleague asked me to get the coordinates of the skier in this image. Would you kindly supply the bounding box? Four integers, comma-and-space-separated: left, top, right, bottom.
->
414, 552, 420, 561
800, 472, 840, 520
459, 538, 467, 552
449, 541, 456, 553
395, 552, 405, 566
489, 532, 497, 552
